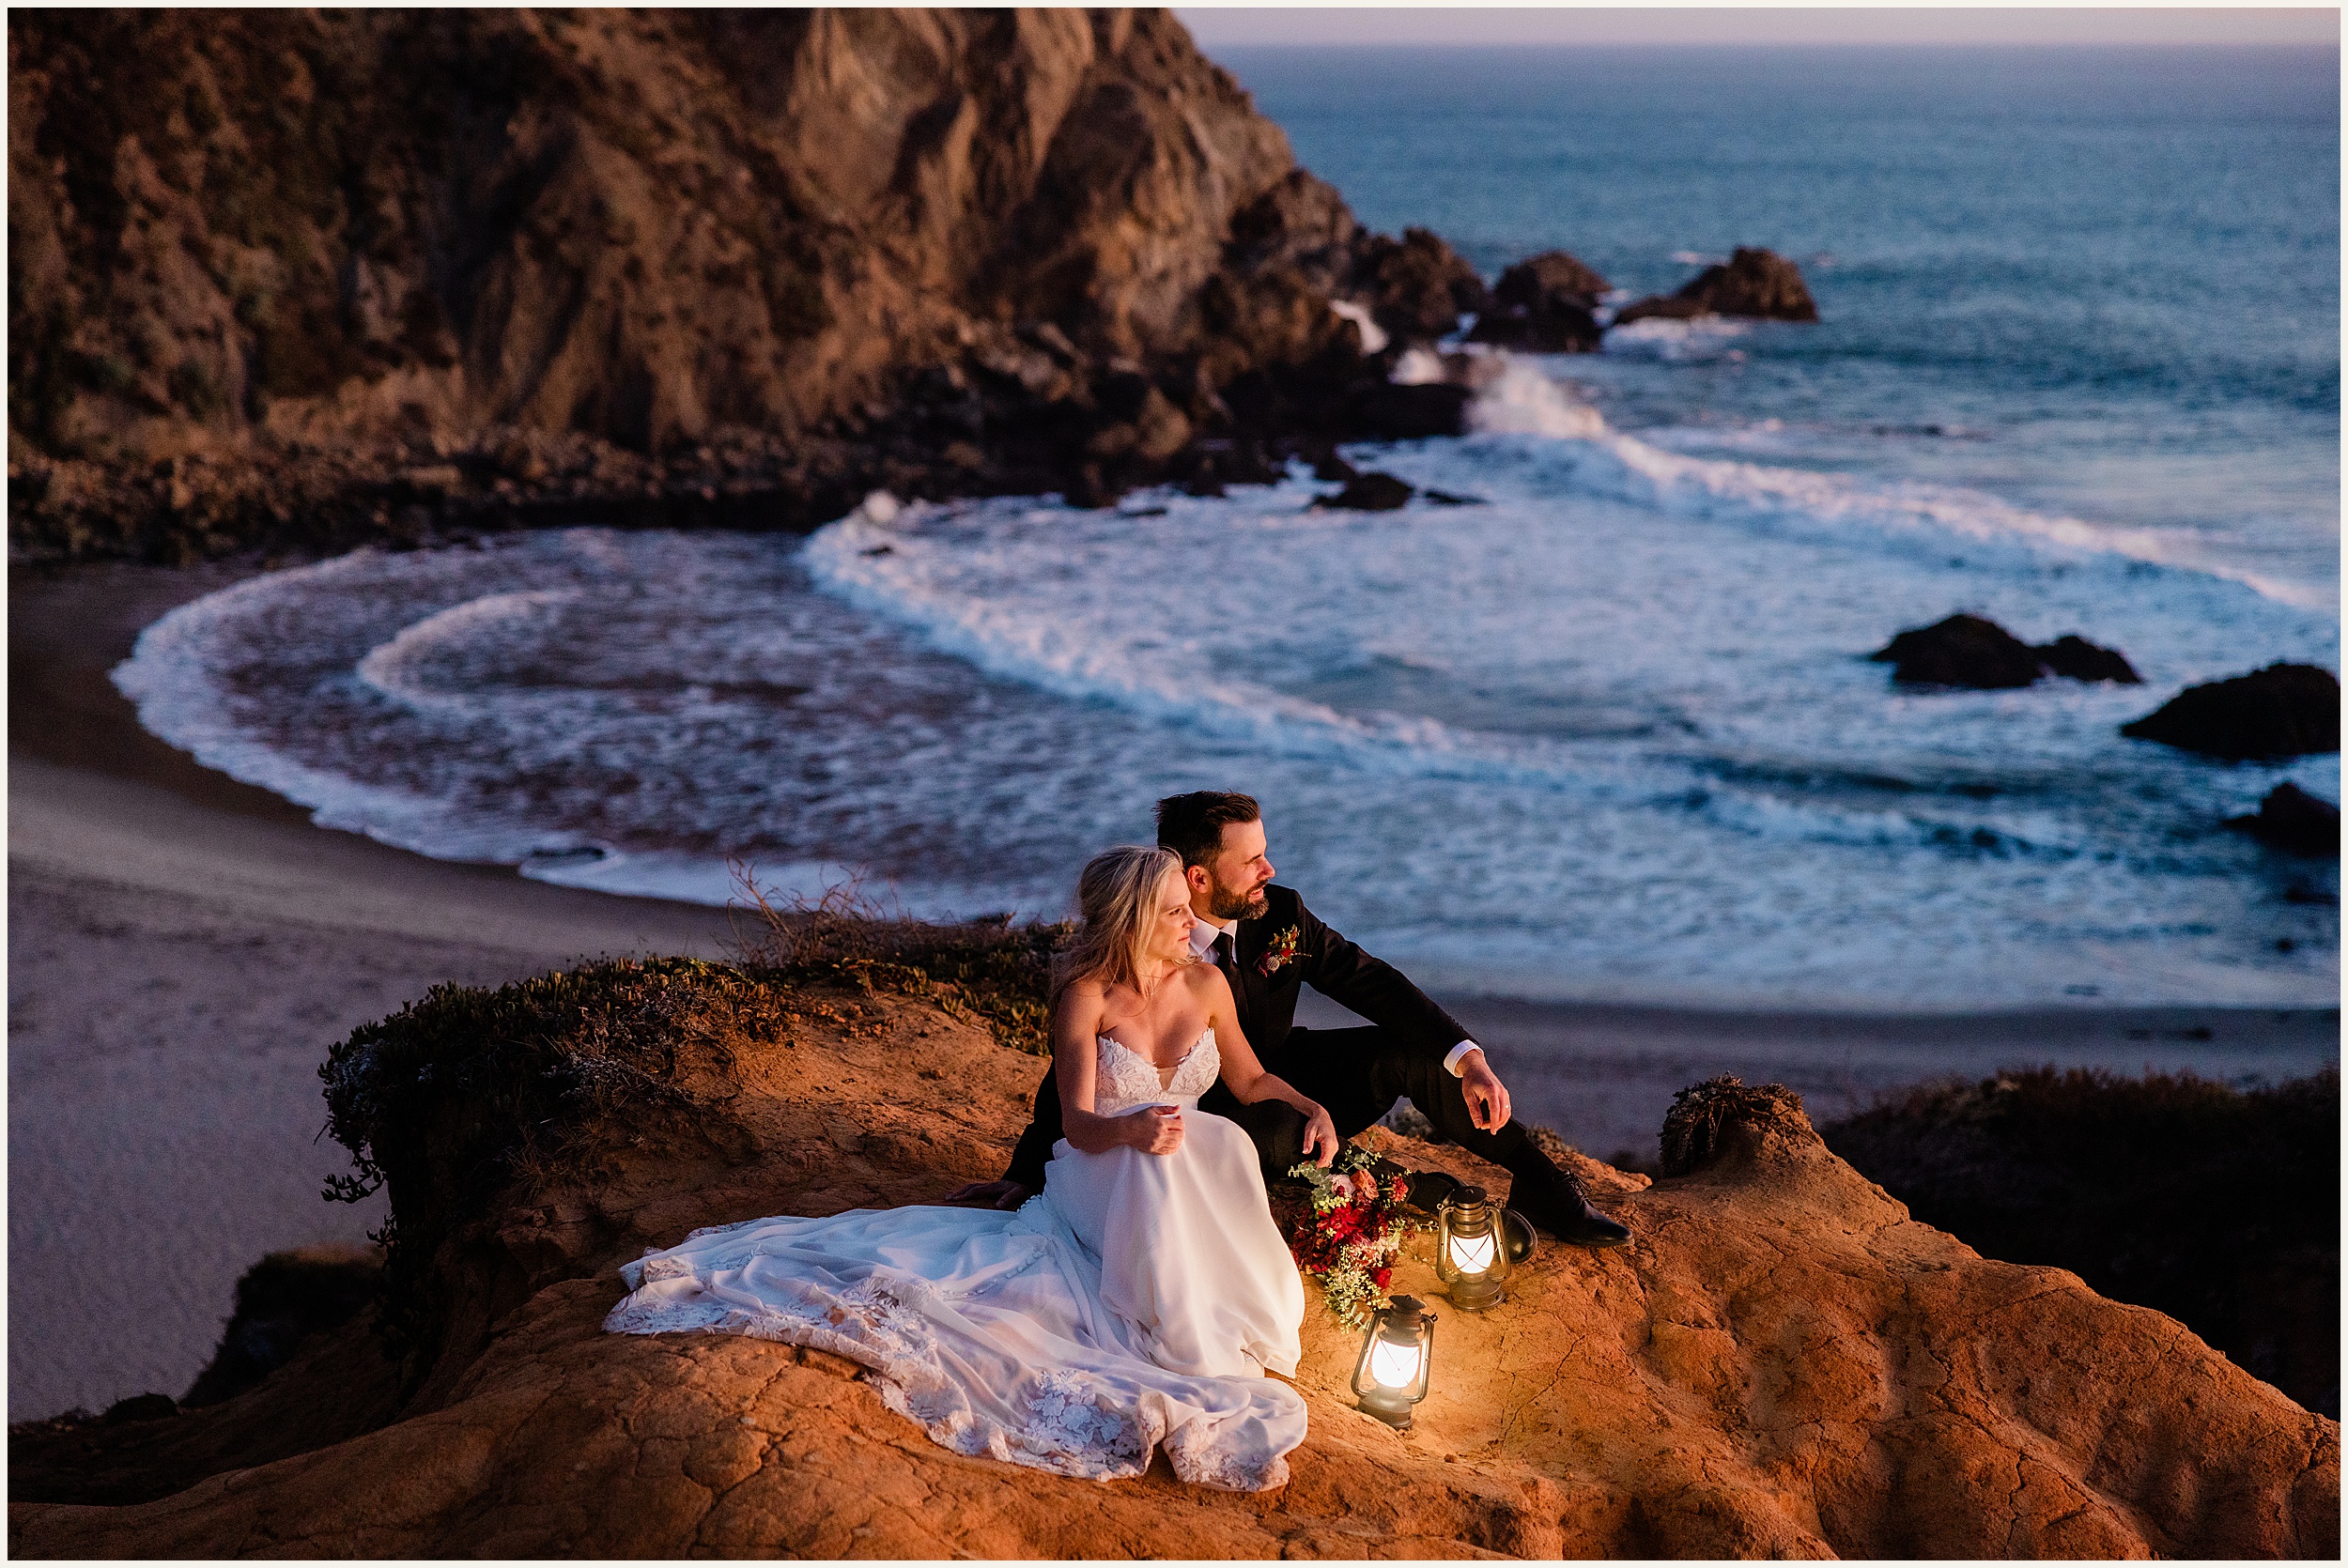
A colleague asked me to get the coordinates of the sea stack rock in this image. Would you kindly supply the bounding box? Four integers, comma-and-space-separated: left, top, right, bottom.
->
1616, 246, 1819, 327
1349, 380, 1475, 440
2121, 663, 2342, 760
1351, 227, 1489, 345
2228, 784, 2341, 857
1873, 615, 2046, 688
1871, 614, 2139, 689
2035, 634, 2142, 684
1466, 251, 1610, 352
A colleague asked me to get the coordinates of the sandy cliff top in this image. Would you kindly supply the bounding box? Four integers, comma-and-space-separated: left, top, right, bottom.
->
9, 957, 2335, 1557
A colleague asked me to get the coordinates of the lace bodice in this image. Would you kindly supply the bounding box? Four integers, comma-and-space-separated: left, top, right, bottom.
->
1093, 1028, 1219, 1114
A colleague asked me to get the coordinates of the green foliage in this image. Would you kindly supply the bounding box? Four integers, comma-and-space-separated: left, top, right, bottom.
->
726, 864, 1065, 1054
317, 956, 775, 1361
1822, 1064, 2340, 1416
317, 912, 1065, 1373
1282, 1145, 1417, 1330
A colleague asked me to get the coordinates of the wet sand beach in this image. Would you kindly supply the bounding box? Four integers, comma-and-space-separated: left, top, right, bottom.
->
9, 561, 2337, 1420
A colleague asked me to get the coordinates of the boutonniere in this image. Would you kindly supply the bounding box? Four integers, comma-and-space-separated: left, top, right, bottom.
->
1255, 925, 1302, 978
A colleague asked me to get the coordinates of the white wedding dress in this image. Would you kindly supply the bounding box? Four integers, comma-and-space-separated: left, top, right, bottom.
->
603, 1029, 1308, 1490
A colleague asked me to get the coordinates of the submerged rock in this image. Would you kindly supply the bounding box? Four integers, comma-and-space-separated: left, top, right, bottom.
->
1615, 246, 1819, 326
1870, 614, 2139, 689
1315, 472, 1415, 512
1466, 250, 1610, 353
8, 956, 2335, 1557
2122, 663, 2342, 760
2229, 783, 2341, 857
1873, 614, 2047, 688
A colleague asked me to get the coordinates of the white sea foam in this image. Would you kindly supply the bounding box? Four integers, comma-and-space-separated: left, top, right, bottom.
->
1462, 357, 1607, 438
355, 590, 579, 715
1328, 299, 1389, 355
1600, 315, 1750, 361
1388, 346, 1445, 385
1457, 353, 2337, 611
107, 351, 2339, 1009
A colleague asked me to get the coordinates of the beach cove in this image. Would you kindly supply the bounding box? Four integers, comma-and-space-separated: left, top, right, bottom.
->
11, 560, 2334, 1421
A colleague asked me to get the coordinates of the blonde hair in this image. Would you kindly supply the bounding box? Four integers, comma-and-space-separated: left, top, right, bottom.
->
1050, 845, 1187, 1009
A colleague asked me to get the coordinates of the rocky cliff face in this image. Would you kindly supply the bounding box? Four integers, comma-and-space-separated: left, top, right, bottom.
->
10, 959, 2336, 1558
8, 8, 1479, 561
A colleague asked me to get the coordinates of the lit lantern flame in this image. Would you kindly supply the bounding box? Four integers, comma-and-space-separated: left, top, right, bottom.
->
1368, 1337, 1424, 1390
1446, 1230, 1497, 1275
1434, 1184, 1511, 1311
1352, 1296, 1436, 1428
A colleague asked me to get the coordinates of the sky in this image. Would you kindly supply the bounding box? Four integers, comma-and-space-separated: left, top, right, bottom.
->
1172, 7, 2342, 49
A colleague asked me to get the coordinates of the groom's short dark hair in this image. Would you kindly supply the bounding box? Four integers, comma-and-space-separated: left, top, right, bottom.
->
1156, 792, 1261, 869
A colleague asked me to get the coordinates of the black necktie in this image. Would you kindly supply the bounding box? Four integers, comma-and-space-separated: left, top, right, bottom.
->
1213, 931, 1238, 984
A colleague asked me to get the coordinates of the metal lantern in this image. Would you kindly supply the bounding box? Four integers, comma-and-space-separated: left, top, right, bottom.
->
1435, 1184, 1512, 1312
1352, 1295, 1436, 1429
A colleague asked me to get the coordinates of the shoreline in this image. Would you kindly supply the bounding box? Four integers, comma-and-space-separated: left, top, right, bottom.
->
39, 554, 2345, 1013
8, 558, 2338, 1420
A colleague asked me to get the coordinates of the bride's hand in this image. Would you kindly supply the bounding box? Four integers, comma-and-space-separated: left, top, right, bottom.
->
1126, 1104, 1184, 1156
1299, 1103, 1340, 1168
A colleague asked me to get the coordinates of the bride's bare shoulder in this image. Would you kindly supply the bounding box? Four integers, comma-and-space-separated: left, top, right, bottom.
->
1056, 975, 1110, 1010
1179, 958, 1231, 1004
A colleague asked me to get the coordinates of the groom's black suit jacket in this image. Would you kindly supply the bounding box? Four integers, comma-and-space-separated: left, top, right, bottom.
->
1000, 884, 1471, 1190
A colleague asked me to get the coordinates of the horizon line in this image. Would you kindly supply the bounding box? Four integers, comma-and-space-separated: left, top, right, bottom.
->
1175, 8, 2342, 50
1195, 38, 2343, 49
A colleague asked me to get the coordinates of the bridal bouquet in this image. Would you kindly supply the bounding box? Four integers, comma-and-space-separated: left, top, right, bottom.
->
1284, 1145, 1419, 1329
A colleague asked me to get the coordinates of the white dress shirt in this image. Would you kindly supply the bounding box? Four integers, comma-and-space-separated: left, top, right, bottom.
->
1191, 914, 1482, 1076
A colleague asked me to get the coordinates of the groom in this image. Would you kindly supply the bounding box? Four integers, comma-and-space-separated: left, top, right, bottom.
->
950, 791, 1630, 1248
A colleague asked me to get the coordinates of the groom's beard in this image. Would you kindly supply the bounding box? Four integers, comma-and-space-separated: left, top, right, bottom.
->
1208, 881, 1269, 922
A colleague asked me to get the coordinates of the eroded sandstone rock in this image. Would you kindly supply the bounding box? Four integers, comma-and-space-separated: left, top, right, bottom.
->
10, 970, 2336, 1557
6, 9, 1460, 563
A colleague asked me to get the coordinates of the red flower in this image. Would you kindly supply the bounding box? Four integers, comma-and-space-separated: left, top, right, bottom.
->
1256, 925, 1303, 977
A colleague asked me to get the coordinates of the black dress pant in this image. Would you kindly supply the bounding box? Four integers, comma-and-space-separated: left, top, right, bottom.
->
1200, 1025, 1537, 1184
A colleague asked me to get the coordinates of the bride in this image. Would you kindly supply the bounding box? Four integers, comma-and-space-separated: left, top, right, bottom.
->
604, 845, 1340, 1490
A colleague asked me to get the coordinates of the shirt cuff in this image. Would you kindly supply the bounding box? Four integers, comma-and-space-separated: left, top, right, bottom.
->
1443, 1040, 1482, 1077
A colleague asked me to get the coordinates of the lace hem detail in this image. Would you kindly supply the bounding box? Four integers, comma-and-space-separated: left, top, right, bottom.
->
604, 1266, 1294, 1490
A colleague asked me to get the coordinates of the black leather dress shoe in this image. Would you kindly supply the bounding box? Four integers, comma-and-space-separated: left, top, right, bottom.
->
1506, 1167, 1631, 1250
1393, 1166, 1462, 1215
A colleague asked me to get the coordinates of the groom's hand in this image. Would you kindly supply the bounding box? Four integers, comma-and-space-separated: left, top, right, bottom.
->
1460, 1051, 1513, 1133
944, 1178, 1031, 1209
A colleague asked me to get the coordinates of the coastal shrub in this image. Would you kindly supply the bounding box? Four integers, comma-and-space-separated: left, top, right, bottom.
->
318, 915, 1067, 1370
1821, 1065, 2340, 1417
726, 864, 1068, 1054
318, 956, 780, 1360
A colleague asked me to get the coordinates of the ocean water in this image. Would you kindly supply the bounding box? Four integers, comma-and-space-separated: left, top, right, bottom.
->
115, 46, 2339, 1009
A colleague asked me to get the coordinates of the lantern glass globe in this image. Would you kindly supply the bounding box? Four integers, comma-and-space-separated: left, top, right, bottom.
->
1367, 1338, 1423, 1390
1446, 1230, 1497, 1273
